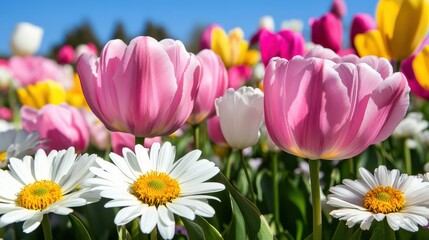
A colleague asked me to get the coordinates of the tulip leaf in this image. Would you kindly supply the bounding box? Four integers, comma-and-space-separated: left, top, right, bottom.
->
217, 173, 274, 240
69, 212, 93, 240
182, 216, 223, 240
117, 226, 132, 240
224, 198, 246, 240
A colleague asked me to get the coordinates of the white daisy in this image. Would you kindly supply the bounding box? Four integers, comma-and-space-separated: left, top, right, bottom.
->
0, 147, 99, 233
86, 141, 225, 240
0, 129, 42, 168
327, 165, 429, 232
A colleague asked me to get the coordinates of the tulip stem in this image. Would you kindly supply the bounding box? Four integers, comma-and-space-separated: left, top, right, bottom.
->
272, 152, 283, 234
309, 159, 322, 240
42, 214, 53, 240
238, 149, 256, 203
225, 151, 233, 179
395, 60, 402, 72
404, 140, 412, 174
193, 124, 200, 149
135, 137, 145, 146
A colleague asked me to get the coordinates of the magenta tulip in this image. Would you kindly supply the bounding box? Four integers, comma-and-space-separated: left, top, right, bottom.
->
57, 45, 75, 64
260, 29, 305, 66
227, 66, 252, 89
207, 115, 228, 147
188, 49, 228, 125
350, 14, 376, 49
21, 104, 89, 152
310, 13, 343, 53
200, 24, 220, 50
264, 56, 409, 160
77, 36, 201, 137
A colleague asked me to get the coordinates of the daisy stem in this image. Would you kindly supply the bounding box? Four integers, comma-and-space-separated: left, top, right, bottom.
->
309, 159, 322, 240
193, 124, 200, 149
272, 152, 283, 234
42, 214, 53, 240
404, 140, 412, 174
238, 149, 256, 203
136, 137, 146, 146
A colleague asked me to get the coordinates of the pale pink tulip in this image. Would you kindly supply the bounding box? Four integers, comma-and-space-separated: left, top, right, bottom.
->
77, 36, 201, 137
81, 109, 110, 150
110, 132, 161, 155
330, 0, 347, 19
188, 49, 228, 125
264, 56, 409, 160
21, 104, 89, 152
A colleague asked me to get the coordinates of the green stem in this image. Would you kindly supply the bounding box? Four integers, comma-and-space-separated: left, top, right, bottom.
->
309, 159, 322, 240
238, 149, 256, 203
272, 152, 283, 234
132, 218, 141, 240
347, 157, 355, 178
404, 140, 412, 174
225, 151, 233, 179
135, 137, 145, 146
150, 227, 158, 240
8, 87, 20, 127
395, 60, 402, 72
104, 137, 112, 161
42, 214, 53, 240
193, 124, 200, 149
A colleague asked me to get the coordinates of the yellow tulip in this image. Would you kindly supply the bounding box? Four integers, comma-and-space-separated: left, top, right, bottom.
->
17, 80, 66, 109
66, 73, 89, 109
412, 45, 429, 90
210, 26, 259, 68
356, 0, 429, 61
354, 30, 390, 59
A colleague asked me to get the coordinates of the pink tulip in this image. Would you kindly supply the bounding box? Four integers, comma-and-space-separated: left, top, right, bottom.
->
200, 24, 220, 50
111, 132, 161, 155
81, 109, 110, 150
21, 104, 89, 152
260, 29, 305, 66
57, 45, 75, 64
310, 13, 343, 53
330, 0, 347, 19
207, 115, 228, 147
77, 36, 201, 137
0, 107, 12, 121
228, 66, 252, 89
264, 56, 409, 160
9, 56, 68, 86
188, 49, 228, 125
350, 14, 376, 49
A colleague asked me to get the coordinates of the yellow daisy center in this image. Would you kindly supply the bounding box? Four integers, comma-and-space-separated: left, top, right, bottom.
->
363, 186, 405, 214
16, 180, 63, 210
130, 171, 180, 207
0, 151, 6, 162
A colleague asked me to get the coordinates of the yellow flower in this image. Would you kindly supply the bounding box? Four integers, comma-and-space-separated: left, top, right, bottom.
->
17, 80, 66, 109
66, 73, 89, 109
355, 0, 429, 61
412, 45, 429, 90
211, 27, 260, 68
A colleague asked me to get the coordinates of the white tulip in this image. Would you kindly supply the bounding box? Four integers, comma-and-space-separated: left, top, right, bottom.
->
259, 16, 275, 32
215, 86, 264, 149
10, 22, 43, 56
280, 19, 304, 33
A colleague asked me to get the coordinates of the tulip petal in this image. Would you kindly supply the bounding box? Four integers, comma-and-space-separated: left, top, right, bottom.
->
354, 30, 390, 58
211, 27, 231, 67
412, 46, 429, 90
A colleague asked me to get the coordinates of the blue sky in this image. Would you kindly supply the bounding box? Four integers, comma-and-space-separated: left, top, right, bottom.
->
0, 1, 377, 56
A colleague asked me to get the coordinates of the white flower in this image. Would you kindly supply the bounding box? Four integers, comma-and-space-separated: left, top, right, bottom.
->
215, 86, 264, 149
86, 142, 225, 240
0, 129, 42, 168
259, 16, 275, 32
0, 147, 98, 233
10, 22, 43, 56
393, 112, 428, 139
280, 19, 304, 32
327, 165, 429, 232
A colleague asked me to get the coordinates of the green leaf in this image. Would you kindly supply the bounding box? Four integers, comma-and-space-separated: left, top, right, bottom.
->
69, 213, 93, 240
332, 221, 352, 240
303, 233, 312, 240
349, 228, 362, 240
217, 173, 274, 240
224, 199, 246, 240
117, 226, 132, 240
182, 216, 223, 240
369, 220, 395, 240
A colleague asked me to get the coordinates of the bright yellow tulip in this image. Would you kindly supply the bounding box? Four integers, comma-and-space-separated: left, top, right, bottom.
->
210, 26, 259, 68
354, 30, 390, 59
412, 45, 429, 90
66, 73, 89, 109
356, 0, 429, 61
17, 80, 66, 109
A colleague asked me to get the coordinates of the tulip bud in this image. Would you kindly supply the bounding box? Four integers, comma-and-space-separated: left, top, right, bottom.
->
10, 22, 43, 56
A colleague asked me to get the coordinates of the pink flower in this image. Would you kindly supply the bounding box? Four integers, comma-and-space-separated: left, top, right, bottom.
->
0, 107, 12, 121
200, 24, 220, 50
350, 14, 376, 50
207, 116, 227, 147
264, 56, 409, 160
259, 29, 305, 66
9, 56, 70, 87
57, 45, 75, 64
81, 109, 110, 150
227, 66, 252, 89
77, 36, 201, 137
21, 104, 89, 152
110, 132, 160, 155
330, 0, 347, 19
188, 49, 228, 125
310, 13, 343, 53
